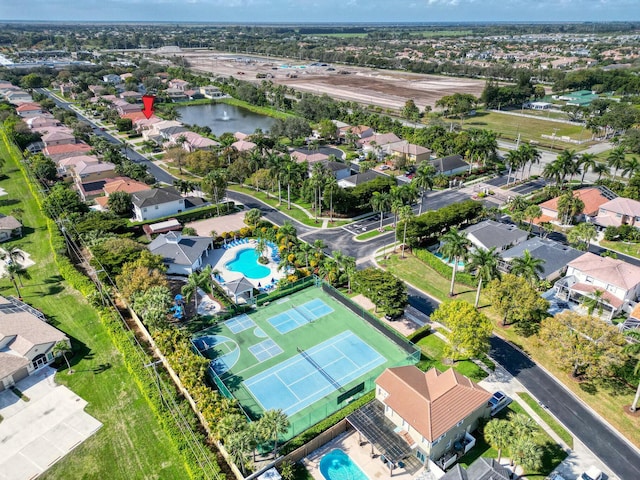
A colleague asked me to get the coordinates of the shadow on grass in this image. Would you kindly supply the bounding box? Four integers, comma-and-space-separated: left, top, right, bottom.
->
0, 198, 21, 207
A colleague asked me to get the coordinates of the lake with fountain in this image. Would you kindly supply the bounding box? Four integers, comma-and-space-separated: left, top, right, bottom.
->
177, 103, 276, 137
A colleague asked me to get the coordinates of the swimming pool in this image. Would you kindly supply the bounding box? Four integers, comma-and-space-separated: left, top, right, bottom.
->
320, 449, 369, 480
225, 248, 271, 279
434, 251, 465, 268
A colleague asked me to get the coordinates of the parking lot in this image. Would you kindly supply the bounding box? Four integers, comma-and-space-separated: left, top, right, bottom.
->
0, 367, 102, 480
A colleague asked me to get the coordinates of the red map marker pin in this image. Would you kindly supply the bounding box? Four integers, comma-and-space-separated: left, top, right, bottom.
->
142, 94, 155, 119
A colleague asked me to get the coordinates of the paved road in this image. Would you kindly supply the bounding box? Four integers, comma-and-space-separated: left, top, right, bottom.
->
490, 336, 640, 480
35, 88, 175, 185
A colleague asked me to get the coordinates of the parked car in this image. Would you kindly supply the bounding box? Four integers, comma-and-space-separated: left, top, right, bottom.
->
488, 391, 512, 415
580, 466, 603, 480
379, 165, 390, 171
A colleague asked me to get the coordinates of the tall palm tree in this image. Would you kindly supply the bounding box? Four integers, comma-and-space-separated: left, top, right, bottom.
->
3, 262, 23, 298
509, 250, 545, 286
578, 153, 598, 185
399, 205, 414, 259
522, 143, 541, 178
414, 162, 436, 215
260, 409, 290, 457
277, 222, 297, 255
556, 149, 580, 183
622, 156, 640, 178
624, 330, 640, 412
438, 228, 471, 297
267, 152, 285, 204
509, 436, 543, 476
297, 242, 314, 269
505, 149, 522, 185
281, 159, 305, 210
607, 146, 626, 179
523, 205, 542, 234
557, 192, 584, 225
370, 191, 391, 231
324, 175, 339, 223
181, 266, 213, 314
483, 419, 512, 463
542, 160, 563, 186
226, 431, 253, 475
53, 341, 73, 374
592, 162, 610, 181
467, 247, 501, 308
310, 162, 328, 222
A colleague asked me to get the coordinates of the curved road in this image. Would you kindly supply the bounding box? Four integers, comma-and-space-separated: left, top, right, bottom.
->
38, 88, 640, 477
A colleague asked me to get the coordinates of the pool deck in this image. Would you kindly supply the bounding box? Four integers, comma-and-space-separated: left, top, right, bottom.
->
304, 431, 440, 480
203, 241, 283, 288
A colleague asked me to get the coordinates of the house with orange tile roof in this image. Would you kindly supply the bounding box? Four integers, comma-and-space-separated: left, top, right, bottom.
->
555, 252, 640, 320
538, 187, 613, 224
375, 365, 491, 467
44, 143, 92, 162
15, 102, 42, 117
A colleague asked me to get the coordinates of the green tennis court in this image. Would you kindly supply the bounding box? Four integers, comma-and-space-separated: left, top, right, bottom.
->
193, 284, 419, 438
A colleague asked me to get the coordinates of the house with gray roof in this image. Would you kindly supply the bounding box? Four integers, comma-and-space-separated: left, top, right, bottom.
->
148, 231, 213, 275
0, 215, 22, 242
338, 169, 388, 188
462, 220, 528, 252
440, 458, 511, 480
132, 187, 186, 222
0, 296, 69, 391
500, 237, 583, 281
429, 155, 468, 176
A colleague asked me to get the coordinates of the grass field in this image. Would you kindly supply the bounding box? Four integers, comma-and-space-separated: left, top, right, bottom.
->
600, 239, 640, 259
464, 110, 592, 146
517, 392, 574, 449
0, 129, 190, 479
193, 286, 417, 438
355, 226, 394, 241
415, 334, 488, 382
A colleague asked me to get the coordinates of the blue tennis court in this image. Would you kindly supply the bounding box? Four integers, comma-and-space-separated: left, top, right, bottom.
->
267, 298, 334, 334
225, 314, 256, 334
243, 330, 385, 416
248, 339, 283, 362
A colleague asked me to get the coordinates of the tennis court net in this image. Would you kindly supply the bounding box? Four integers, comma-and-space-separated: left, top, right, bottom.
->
293, 305, 313, 322
297, 347, 344, 392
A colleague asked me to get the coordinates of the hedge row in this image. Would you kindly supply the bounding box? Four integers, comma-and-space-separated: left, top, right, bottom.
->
9, 130, 220, 480
407, 324, 432, 343
281, 391, 375, 455
413, 248, 477, 287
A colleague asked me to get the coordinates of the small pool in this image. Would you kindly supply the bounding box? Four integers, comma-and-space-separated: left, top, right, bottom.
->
225, 248, 270, 279
434, 251, 465, 268
320, 449, 369, 480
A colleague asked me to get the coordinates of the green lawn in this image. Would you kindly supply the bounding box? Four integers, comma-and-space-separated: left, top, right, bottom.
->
459, 403, 567, 478
355, 226, 394, 240
464, 110, 592, 147
600, 239, 640, 259
415, 334, 487, 382
517, 392, 574, 449
380, 252, 483, 307
0, 129, 190, 480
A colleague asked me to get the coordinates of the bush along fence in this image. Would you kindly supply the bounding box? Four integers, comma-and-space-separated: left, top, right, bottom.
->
6, 129, 224, 480
413, 248, 478, 287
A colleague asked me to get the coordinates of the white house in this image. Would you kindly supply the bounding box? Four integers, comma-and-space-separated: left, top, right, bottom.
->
555, 252, 640, 319
131, 187, 186, 222
147, 231, 213, 275
0, 296, 69, 391
375, 366, 491, 468
462, 220, 528, 252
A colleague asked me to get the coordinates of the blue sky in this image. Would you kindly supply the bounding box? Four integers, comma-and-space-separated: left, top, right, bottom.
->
1, 0, 637, 23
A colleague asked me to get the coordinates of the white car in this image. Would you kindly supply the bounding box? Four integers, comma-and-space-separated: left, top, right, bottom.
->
580, 466, 603, 480
488, 391, 512, 415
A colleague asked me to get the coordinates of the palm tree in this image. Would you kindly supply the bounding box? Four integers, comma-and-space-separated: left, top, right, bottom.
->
244, 208, 263, 229
467, 247, 501, 308
3, 262, 23, 298
622, 156, 640, 178
399, 205, 414, 259
53, 341, 73, 374
370, 191, 391, 231
542, 160, 563, 186
556, 149, 580, 183
277, 222, 297, 255
201, 169, 228, 216
310, 162, 328, 222
483, 419, 512, 463
181, 266, 213, 314
267, 152, 285, 204
312, 239, 326, 261
522, 143, 541, 178
623, 330, 640, 412
505, 149, 522, 185
581, 289, 605, 316
260, 409, 290, 457
592, 162, 610, 181
607, 146, 626, 179
523, 205, 542, 233
509, 436, 543, 476
557, 192, 584, 225
255, 237, 269, 262
567, 222, 597, 250
579, 153, 598, 184
343, 255, 357, 293
439, 228, 471, 296
297, 242, 314, 270
226, 430, 253, 475
281, 159, 304, 210
324, 175, 339, 223
414, 162, 436, 215
509, 250, 545, 286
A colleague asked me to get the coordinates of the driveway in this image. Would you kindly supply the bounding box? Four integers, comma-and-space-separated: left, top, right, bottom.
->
0, 367, 102, 480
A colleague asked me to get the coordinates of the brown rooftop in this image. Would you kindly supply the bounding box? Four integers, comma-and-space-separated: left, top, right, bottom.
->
376, 365, 491, 442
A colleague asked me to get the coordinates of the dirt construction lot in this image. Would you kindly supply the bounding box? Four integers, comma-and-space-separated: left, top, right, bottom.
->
175, 50, 487, 112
